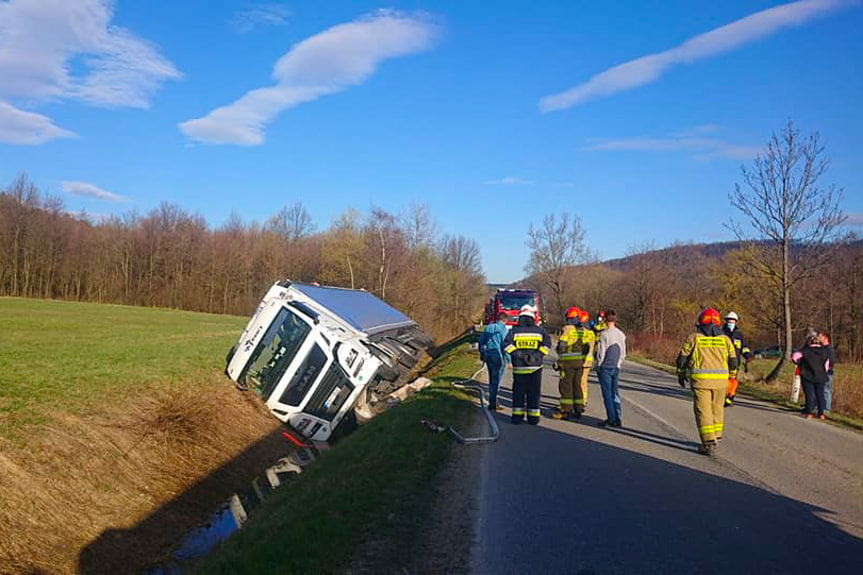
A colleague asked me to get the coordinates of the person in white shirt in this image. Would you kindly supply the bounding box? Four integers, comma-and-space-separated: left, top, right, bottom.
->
594, 309, 626, 427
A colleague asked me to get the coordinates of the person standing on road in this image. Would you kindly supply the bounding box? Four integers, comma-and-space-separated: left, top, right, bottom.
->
479, 315, 509, 411
592, 309, 608, 335
676, 308, 738, 456
722, 311, 752, 406
791, 331, 831, 420
553, 307, 595, 420
594, 309, 626, 428
552, 306, 580, 419
503, 305, 551, 425
819, 331, 836, 414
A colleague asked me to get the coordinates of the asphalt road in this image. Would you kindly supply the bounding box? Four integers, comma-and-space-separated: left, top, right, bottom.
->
471, 358, 863, 574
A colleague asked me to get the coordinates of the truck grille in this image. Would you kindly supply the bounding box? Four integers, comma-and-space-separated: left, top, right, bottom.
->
304, 363, 355, 422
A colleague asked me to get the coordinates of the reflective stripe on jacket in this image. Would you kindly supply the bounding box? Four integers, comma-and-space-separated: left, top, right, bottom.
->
557, 325, 595, 366
503, 324, 551, 375
679, 332, 736, 383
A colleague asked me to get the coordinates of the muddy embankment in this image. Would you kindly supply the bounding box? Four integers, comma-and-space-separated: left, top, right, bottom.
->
0, 380, 293, 574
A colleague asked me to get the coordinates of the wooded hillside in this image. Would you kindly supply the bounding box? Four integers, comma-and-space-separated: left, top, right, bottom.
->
0, 174, 487, 341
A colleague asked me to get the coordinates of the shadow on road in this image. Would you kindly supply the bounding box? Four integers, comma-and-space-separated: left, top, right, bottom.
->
478, 414, 863, 574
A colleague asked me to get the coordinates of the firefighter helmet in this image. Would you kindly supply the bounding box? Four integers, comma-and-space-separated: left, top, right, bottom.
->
519, 305, 537, 318
579, 310, 590, 324
723, 311, 739, 322
565, 306, 581, 320
597, 309, 606, 321
698, 308, 721, 326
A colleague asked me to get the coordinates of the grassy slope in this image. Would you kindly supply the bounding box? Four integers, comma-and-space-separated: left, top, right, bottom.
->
196, 344, 481, 574
0, 297, 246, 438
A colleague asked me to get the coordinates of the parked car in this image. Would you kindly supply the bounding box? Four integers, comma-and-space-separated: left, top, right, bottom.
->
752, 345, 782, 359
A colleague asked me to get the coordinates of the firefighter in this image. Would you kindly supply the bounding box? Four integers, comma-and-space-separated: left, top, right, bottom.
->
722, 311, 752, 406
676, 308, 738, 456
575, 310, 596, 414
552, 307, 581, 419
503, 305, 552, 425
593, 309, 608, 335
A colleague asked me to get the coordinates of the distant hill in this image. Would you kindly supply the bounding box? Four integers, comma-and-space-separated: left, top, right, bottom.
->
516, 237, 863, 285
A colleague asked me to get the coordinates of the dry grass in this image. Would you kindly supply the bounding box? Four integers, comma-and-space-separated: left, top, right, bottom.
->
0, 377, 286, 575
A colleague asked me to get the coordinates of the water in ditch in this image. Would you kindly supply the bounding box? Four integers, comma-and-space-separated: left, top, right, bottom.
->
146, 443, 324, 574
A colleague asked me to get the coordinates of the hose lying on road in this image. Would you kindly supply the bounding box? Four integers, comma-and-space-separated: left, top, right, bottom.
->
446, 366, 500, 444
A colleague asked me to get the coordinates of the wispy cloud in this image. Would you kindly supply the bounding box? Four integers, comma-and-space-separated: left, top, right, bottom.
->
0, 102, 77, 145
847, 213, 863, 227
0, 0, 180, 144
62, 181, 129, 203
229, 4, 291, 33
540, 0, 853, 112
179, 10, 438, 146
66, 209, 111, 223
483, 176, 535, 186
582, 127, 761, 160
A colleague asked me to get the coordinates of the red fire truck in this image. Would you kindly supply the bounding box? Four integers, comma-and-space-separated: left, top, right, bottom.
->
483, 288, 541, 327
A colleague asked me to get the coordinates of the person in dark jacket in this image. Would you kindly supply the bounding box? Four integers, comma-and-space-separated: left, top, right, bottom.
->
819, 331, 836, 413
791, 331, 831, 419
503, 305, 551, 425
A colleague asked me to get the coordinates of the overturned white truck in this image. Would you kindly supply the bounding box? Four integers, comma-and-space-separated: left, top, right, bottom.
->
225, 281, 432, 441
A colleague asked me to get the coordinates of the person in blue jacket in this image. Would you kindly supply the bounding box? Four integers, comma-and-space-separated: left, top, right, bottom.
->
479, 316, 509, 411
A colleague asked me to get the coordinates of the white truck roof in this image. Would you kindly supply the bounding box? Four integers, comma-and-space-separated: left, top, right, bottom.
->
289, 283, 416, 336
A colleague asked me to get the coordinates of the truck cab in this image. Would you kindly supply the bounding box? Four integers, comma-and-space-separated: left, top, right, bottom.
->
225, 281, 430, 441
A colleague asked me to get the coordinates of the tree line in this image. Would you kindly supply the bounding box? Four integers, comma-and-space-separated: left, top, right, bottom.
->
0, 174, 487, 341
524, 122, 858, 366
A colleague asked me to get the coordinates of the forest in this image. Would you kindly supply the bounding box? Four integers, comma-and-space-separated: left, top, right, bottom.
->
0, 174, 488, 342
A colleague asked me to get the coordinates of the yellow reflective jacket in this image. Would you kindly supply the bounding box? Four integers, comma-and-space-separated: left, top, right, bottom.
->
557, 325, 595, 366
678, 330, 737, 388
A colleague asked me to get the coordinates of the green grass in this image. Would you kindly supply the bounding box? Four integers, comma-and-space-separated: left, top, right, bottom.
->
195, 344, 481, 574
0, 297, 246, 439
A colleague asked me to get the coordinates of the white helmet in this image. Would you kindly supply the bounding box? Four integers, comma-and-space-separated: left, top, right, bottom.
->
519, 305, 537, 318
724, 311, 739, 322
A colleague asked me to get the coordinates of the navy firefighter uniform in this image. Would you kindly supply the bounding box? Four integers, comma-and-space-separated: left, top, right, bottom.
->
503, 306, 552, 425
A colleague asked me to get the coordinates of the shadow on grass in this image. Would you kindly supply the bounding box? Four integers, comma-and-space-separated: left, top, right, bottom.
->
78, 427, 294, 574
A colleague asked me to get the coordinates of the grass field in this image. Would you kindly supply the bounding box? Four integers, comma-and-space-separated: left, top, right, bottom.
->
0, 297, 246, 439
0, 298, 292, 574
195, 343, 480, 574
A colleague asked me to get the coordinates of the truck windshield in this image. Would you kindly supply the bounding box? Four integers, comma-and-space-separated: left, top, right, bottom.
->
240, 307, 312, 400
499, 295, 536, 311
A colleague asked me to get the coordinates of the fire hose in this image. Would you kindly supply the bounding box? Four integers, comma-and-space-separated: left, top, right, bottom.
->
421, 366, 500, 444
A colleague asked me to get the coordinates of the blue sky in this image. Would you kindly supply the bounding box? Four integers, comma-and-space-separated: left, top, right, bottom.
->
1, 0, 862, 283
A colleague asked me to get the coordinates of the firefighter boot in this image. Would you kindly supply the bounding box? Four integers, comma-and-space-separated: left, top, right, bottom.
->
551, 408, 571, 420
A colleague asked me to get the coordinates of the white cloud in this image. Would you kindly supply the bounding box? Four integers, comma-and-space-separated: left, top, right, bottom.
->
229, 4, 291, 33
179, 10, 438, 146
62, 180, 129, 202
0, 101, 77, 145
483, 176, 535, 185
582, 128, 761, 160
847, 213, 863, 227
0, 0, 179, 144
540, 0, 853, 112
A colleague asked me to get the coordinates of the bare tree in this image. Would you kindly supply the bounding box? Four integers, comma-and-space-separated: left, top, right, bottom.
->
525, 212, 592, 324
729, 120, 846, 381
265, 203, 315, 242
400, 203, 437, 252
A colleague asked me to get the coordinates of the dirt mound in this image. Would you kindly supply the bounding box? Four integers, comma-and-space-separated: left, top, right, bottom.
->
0, 379, 288, 574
